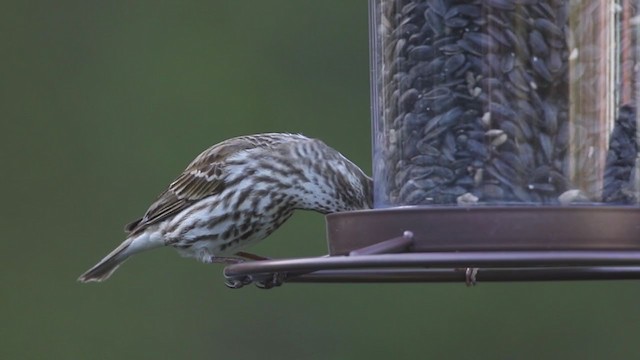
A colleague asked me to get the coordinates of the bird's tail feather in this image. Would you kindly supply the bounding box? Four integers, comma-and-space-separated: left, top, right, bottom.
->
77, 238, 134, 283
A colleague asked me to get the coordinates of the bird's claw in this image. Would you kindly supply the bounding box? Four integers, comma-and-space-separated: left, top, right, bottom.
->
255, 272, 286, 289
224, 272, 286, 289
224, 275, 253, 289
465, 267, 479, 287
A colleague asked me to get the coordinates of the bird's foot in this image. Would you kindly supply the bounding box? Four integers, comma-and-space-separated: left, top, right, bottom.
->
255, 272, 286, 289
224, 275, 253, 289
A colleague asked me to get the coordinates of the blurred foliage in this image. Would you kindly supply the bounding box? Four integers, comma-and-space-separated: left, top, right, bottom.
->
2, 1, 640, 359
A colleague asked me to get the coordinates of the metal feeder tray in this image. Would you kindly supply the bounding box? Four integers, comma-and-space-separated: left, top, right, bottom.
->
223, 207, 640, 289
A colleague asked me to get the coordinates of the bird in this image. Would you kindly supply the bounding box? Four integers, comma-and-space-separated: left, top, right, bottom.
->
78, 133, 372, 283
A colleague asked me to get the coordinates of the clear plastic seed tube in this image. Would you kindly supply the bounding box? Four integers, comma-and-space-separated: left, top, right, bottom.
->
370, 0, 640, 207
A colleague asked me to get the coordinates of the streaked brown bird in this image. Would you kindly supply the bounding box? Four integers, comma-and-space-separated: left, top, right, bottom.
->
78, 133, 372, 283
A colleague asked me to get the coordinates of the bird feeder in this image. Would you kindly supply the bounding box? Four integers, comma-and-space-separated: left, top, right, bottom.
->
224, 0, 640, 288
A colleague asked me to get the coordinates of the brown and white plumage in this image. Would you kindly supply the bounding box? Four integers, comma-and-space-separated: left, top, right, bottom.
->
78, 133, 372, 282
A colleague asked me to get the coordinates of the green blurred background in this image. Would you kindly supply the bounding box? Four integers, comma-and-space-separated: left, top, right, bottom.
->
3, 1, 640, 359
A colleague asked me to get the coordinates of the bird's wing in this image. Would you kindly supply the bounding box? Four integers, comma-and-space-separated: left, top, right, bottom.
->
125, 141, 253, 234
124, 162, 225, 234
